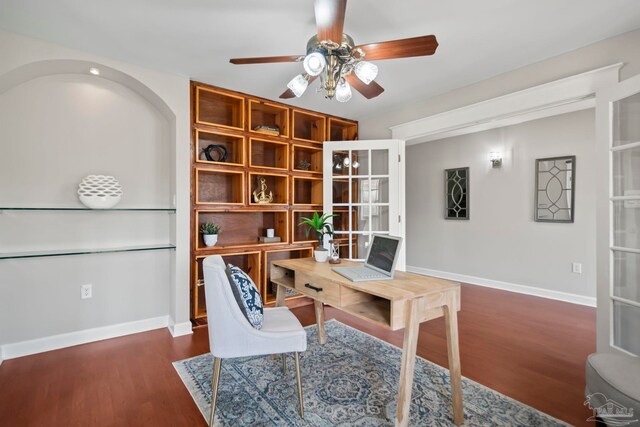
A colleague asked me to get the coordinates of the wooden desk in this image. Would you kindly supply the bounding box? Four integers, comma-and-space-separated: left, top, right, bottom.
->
271, 258, 463, 427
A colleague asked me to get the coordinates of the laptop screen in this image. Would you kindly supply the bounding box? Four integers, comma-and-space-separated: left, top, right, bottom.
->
365, 235, 401, 273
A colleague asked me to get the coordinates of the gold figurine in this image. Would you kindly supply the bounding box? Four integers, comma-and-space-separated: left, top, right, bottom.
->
253, 177, 273, 204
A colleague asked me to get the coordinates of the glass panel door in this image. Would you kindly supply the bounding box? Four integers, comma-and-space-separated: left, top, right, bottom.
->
600, 76, 640, 356
323, 140, 404, 269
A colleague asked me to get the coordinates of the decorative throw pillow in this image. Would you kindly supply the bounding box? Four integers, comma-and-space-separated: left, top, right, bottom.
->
225, 264, 264, 329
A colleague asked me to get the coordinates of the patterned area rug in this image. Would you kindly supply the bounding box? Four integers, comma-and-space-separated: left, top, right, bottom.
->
173, 320, 567, 426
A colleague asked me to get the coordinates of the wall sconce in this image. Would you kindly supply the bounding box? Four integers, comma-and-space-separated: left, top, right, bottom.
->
489, 152, 502, 168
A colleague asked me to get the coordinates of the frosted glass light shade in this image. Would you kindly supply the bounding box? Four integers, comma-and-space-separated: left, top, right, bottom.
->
335, 80, 352, 103
287, 74, 308, 97
354, 61, 378, 85
303, 52, 326, 76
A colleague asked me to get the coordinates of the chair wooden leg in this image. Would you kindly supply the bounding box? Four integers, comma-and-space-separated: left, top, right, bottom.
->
209, 357, 222, 427
281, 353, 287, 374
294, 352, 304, 418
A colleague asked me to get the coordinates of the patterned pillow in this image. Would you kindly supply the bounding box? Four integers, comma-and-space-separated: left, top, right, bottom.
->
225, 264, 264, 329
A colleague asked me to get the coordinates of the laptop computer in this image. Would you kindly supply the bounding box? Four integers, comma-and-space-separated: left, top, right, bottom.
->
332, 234, 403, 282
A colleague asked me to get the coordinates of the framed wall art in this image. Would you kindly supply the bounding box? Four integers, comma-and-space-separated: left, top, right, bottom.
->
445, 167, 469, 220
534, 155, 575, 223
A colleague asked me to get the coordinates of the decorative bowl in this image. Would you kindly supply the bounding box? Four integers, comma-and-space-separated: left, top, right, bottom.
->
77, 175, 123, 209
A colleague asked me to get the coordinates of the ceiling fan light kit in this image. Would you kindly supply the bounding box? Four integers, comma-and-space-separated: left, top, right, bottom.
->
230, 0, 438, 102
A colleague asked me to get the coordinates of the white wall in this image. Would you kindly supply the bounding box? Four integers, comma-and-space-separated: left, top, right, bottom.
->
358, 29, 640, 139
406, 110, 596, 303
0, 30, 191, 359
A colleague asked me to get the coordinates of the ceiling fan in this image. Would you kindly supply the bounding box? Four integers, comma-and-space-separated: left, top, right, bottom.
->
229, 0, 439, 102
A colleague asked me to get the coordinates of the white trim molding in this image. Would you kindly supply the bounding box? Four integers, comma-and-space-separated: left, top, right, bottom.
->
169, 320, 193, 337
0, 316, 170, 360
407, 265, 596, 307
391, 63, 623, 145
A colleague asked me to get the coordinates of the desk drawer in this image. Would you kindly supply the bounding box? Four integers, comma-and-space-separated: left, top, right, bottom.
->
295, 272, 341, 306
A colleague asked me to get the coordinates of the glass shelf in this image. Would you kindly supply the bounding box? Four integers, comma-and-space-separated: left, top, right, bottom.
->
0, 244, 176, 260
0, 207, 176, 212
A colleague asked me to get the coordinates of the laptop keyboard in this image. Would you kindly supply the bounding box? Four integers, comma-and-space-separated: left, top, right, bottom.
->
338, 266, 387, 280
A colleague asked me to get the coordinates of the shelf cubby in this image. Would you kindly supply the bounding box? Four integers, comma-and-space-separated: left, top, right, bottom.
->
291, 210, 320, 244
249, 99, 289, 138
249, 138, 289, 171
292, 110, 326, 143
196, 87, 244, 130
327, 117, 358, 141
195, 129, 244, 166
196, 210, 288, 249
248, 172, 288, 206
193, 251, 261, 319
292, 144, 323, 174
293, 176, 323, 206
196, 169, 245, 205
263, 247, 313, 304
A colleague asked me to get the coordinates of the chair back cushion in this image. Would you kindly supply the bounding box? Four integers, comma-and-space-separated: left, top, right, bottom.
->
225, 264, 264, 329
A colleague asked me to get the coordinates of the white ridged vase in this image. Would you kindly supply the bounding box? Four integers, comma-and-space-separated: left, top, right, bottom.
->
77, 175, 123, 209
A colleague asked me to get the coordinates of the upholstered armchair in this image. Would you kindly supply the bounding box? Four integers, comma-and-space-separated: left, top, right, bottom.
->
202, 255, 307, 426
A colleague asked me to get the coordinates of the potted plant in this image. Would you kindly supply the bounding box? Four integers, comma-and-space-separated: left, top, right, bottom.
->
298, 212, 336, 262
200, 222, 221, 247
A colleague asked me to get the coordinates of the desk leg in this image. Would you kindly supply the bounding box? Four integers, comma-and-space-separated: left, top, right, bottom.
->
314, 300, 327, 345
395, 298, 419, 427
275, 284, 286, 307
444, 301, 464, 425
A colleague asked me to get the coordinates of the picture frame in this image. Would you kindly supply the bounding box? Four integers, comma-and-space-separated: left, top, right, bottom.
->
445, 167, 469, 220
534, 155, 575, 223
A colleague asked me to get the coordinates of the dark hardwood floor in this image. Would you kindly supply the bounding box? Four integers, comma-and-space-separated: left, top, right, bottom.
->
0, 284, 595, 426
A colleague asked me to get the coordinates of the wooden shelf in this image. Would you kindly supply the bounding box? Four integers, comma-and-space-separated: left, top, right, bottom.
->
190, 82, 358, 321
195, 129, 244, 166
195, 86, 244, 130
293, 176, 323, 205
196, 169, 245, 205
249, 99, 289, 138
292, 144, 323, 174
327, 117, 358, 141
193, 251, 261, 319
249, 138, 289, 171
248, 172, 288, 206
292, 110, 326, 143
195, 210, 288, 250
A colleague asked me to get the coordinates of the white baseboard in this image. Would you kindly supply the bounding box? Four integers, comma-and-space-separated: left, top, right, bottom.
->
406, 265, 597, 307
168, 320, 193, 337
0, 315, 170, 361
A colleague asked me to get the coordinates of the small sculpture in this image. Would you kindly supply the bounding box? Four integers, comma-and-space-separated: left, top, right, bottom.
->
297, 158, 311, 171
253, 177, 273, 204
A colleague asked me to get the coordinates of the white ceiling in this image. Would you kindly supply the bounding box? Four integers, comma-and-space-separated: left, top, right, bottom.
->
2, 0, 640, 121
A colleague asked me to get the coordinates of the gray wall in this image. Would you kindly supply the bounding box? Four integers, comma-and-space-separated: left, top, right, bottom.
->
406, 109, 596, 298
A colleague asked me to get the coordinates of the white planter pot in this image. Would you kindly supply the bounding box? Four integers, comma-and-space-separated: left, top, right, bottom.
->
314, 249, 329, 262
203, 234, 218, 247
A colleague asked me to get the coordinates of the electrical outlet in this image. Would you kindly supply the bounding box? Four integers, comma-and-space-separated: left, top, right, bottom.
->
81, 284, 92, 299
572, 263, 582, 274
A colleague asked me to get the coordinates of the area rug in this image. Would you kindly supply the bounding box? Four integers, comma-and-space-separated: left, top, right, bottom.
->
173, 320, 567, 426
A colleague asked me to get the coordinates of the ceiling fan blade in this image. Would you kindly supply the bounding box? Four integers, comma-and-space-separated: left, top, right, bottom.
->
355, 35, 439, 61
315, 0, 347, 44
345, 74, 384, 99
230, 55, 302, 65
279, 88, 296, 99
279, 75, 318, 99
